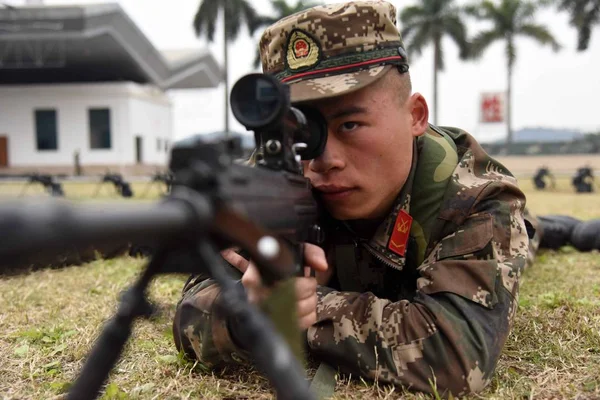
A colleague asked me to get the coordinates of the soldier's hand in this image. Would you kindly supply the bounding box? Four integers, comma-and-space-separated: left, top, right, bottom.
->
302, 243, 333, 286
221, 243, 329, 330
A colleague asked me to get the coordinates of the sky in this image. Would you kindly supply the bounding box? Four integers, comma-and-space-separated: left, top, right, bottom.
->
10, 0, 600, 143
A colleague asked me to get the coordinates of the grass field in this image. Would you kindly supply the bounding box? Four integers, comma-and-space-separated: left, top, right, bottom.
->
0, 180, 168, 201
0, 177, 599, 399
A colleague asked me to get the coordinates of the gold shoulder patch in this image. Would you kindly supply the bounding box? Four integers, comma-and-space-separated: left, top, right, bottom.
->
286, 29, 320, 71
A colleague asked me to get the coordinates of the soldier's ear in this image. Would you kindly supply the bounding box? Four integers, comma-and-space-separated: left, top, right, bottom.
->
408, 92, 429, 137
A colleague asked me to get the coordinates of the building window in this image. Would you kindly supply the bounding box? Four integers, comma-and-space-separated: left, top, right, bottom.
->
157, 138, 162, 152
35, 109, 58, 150
164, 139, 169, 152
89, 108, 111, 149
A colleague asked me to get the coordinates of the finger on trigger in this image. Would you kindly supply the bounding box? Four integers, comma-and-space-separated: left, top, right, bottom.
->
241, 262, 262, 288
304, 243, 328, 272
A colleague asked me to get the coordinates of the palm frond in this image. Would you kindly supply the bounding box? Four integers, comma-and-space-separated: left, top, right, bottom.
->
578, 1, 600, 49
251, 15, 278, 33
193, 0, 220, 39
515, 1, 538, 26
271, 0, 291, 14
193, 0, 260, 42
466, 0, 497, 19
401, 20, 426, 44
577, 24, 593, 50
406, 23, 433, 58
443, 14, 470, 59
519, 23, 561, 50
239, 1, 260, 35
470, 29, 504, 59
225, 1, 242, 40
399, 5, 426, 24
292, 0, 322, 12
559, 0, 600, 50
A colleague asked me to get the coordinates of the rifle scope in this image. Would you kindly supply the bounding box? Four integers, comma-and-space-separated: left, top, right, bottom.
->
230, 73, 327, 160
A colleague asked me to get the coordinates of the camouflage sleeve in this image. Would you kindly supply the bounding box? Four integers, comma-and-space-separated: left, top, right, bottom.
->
173, 270, 251, 367
307, 179, 528, 397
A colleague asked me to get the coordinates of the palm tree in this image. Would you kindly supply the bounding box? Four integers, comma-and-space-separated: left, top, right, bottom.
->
251, 0, 322, 69
467, 0, 560, 145
556, 0, 600, 50
193, 0, 260, 133
399, 0, 470, 125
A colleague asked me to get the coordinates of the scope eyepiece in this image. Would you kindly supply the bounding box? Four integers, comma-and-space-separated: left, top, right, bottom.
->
286, 106, 327, 160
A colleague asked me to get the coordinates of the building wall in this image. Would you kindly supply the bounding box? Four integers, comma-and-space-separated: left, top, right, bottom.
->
0, 82, 172, 171
128, 96, 172, 166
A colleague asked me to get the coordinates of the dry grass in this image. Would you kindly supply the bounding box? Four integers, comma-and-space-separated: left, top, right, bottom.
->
1, 174, 599, 399
0, 181, 165, 201
494, 154, 600, 176
518, 177, 600, 219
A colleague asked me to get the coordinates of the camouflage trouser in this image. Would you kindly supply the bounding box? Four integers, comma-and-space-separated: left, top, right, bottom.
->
172, 206, 544, 397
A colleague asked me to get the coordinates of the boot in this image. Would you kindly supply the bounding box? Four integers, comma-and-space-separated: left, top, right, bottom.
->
571, 219, 600, 252
538, 215, 582, 250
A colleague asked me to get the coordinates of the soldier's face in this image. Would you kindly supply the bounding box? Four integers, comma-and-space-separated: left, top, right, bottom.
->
302, 72, 429, 220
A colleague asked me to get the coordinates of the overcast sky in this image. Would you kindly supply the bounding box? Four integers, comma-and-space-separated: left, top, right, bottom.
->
12, 0, 600, 143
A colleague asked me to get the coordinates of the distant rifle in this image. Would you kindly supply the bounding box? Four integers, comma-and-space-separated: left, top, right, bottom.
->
533, 166, 555, 190
140, 171, 173, 198
19, 173, 64, 197
0, 73, 328, 400
93, 172, 134, 198
572, 166, 595, 193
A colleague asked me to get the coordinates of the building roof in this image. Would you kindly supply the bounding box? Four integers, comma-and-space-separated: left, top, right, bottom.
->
0, 3, 223, 89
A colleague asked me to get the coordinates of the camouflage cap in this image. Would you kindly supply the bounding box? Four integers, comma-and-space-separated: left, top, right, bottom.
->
258, 1, 408, 103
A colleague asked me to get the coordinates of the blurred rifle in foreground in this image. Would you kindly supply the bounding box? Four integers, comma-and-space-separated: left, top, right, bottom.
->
0, 74, 328, 400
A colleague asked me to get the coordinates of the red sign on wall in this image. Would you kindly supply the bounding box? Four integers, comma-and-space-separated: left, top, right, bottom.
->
480, 93, 505, 123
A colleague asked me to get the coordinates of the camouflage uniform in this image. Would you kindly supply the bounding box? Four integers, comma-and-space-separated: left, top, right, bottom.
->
173, 2, 534, 397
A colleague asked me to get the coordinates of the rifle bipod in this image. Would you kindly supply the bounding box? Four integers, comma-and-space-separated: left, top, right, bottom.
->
66, 241, 314, 400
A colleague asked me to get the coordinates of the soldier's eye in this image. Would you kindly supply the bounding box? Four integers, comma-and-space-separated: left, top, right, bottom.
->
339, 122, 359, 133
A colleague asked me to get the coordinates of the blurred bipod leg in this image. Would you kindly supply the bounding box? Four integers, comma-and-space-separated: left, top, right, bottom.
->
195, 241, 315, 400
66, 247, 169, 400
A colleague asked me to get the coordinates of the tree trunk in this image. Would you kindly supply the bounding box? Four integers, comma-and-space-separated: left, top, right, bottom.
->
506, 58, 513, 147
223, 6, 230, 135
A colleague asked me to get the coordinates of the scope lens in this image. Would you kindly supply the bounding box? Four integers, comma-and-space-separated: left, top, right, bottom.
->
231, 75, 284, 129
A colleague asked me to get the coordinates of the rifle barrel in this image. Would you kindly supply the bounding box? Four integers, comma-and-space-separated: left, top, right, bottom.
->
0, 195, 211, 269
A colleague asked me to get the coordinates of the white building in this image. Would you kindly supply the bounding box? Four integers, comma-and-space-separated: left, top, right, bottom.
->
0, 3, 222, 174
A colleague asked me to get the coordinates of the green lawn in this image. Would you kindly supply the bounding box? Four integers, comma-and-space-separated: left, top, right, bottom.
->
0, 177, 599, 399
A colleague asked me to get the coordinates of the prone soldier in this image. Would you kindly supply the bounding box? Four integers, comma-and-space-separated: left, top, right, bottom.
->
173, 1, 537, 397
